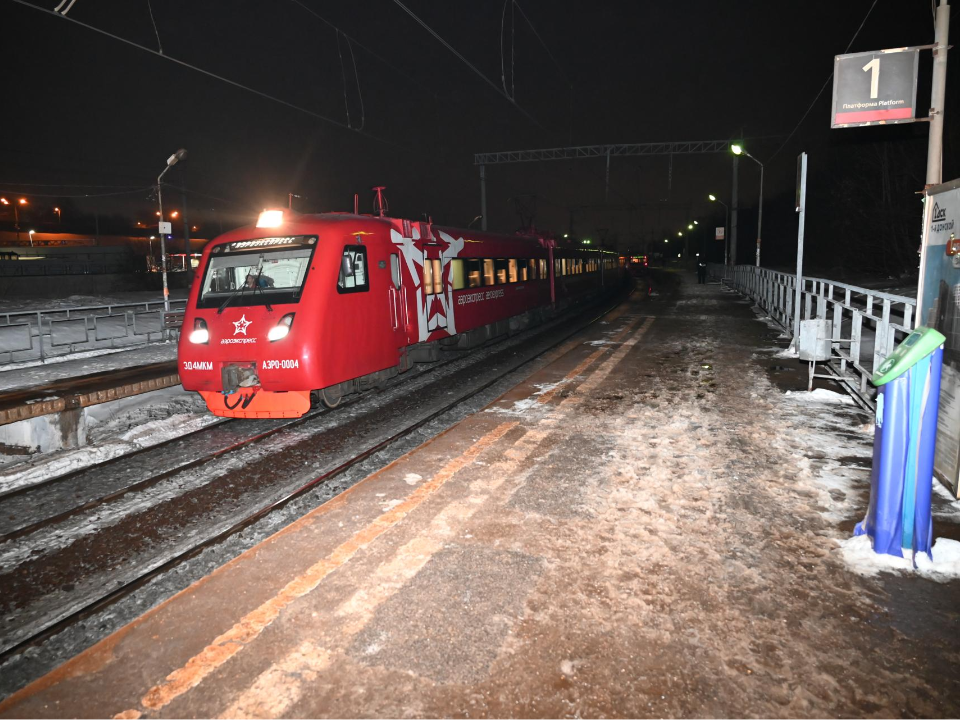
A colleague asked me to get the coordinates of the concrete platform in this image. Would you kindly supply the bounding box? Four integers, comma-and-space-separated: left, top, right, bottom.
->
2, 272, 959, 718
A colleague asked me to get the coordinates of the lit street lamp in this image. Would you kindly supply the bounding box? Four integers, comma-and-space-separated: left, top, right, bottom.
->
731, 144, 764, 267
157, 148, 187, 312
709, 194, 730, 265
1, 197, 28, 242
53, 206, 61, 223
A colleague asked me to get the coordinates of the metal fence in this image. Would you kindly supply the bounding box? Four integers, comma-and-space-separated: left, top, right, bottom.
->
714, 264, 916, 408
0, 300, 186, 365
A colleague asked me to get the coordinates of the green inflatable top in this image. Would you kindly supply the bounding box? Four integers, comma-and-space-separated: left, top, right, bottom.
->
872, 326, 946, 387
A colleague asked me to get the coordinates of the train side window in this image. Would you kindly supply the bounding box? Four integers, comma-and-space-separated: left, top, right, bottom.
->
494, 258, 508, 284
390, 253, 401, 289
508, 259, 518, 283
451, 259, 466, 290
483, 259, 495, 286
424, 258, 442, 295
338, 245, 369, 293
540, 259, 547, 279
519, 263, 528, 281
466, 259, 482, 288
528, 259, 536, 280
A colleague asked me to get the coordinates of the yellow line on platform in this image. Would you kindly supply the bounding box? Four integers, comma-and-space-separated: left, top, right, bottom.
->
131, 421, 518, 715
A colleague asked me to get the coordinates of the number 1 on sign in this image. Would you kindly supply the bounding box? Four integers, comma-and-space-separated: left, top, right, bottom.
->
862, 58, 880, 99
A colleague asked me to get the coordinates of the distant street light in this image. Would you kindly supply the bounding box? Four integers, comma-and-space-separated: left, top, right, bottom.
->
0, 197, 28, 241
731, 144, 764, 267
709, 194, 730, 265
687, 223, 694, 230
53, 206, 61, 223
157, 148, 187, 312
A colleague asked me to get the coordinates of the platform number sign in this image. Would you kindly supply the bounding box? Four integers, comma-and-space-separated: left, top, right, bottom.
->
831, 48, 919, 128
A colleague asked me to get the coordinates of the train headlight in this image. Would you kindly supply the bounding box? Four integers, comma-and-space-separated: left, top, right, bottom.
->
268, 313, 295, 342
189, 318, 209, 344
256, 210, 284, 228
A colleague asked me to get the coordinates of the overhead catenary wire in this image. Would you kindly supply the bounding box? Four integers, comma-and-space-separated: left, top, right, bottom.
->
346, 37, 365, 132
391, 0, 544, 129
11, 0, 408, 151
766, 0, 880, 163
282, 0, 437, 99
145, 0, 163, 54
513, 1, 568, 82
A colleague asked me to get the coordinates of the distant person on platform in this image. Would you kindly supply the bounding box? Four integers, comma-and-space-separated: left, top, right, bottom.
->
697, 261, 707, 284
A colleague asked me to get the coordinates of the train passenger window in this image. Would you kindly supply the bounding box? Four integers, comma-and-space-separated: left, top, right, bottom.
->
519, 264, 528, 282
423, 257, 433, 294
540, 259, 547, 278
424, 258, 442, 295
508, 259, 518, 283
483, 259, 495, 286
494, 259, 508, 284
390, 253, 401, 289
528, 259, 537, 280
466, 259, 482, 288
451, 259, 466, 290
337, 245, 369, 293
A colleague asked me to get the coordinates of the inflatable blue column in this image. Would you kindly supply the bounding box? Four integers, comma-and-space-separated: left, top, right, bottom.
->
855, 327, 944, 563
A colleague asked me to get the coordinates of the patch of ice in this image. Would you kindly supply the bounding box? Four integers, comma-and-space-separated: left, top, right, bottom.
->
838, 534, 960, 581
774, 347, 799, 359
585, 340, 621, 347
403, 473, 423, 486
784, 388, 856, 405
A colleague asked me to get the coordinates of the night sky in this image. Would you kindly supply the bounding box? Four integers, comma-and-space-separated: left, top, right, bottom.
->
1, 0, 956, 263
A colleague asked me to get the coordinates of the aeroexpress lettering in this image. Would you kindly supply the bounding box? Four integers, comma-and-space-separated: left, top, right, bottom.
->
231, 238, 297, 249
457, 288, 505, 306
261, 359, 300, 370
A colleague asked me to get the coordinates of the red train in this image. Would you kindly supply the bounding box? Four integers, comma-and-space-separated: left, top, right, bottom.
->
178, 206, 624, 418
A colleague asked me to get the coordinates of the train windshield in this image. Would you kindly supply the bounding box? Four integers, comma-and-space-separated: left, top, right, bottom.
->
196, 235, 317, 309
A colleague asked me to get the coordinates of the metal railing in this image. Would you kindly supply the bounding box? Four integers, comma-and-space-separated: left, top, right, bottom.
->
714, 264, 916, 408
0, 300, 187, 366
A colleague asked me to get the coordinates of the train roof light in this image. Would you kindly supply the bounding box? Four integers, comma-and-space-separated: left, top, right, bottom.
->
257, 210, 284, 228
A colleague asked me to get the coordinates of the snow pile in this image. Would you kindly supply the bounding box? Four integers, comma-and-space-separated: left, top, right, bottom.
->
0, 387, 218, 494
838, 535, 960, 581
783, 388, 857, 405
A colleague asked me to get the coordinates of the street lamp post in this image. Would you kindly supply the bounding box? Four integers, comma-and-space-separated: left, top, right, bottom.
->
731, 144, 763, 267
1, 198, 28, 242
709, 194, 730, 265
157, 148, 187, 312
53, 206, 61, 223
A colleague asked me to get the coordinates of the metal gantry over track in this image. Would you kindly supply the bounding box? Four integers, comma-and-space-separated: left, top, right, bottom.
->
473, 140, 733, 230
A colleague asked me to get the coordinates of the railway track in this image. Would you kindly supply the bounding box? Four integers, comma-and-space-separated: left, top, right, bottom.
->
0, 287, 633, 680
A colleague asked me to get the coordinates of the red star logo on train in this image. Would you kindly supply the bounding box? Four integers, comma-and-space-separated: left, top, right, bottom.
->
233, 315, 252, 336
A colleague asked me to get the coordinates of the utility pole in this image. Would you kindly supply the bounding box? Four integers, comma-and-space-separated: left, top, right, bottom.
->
181, 184, 191, 263
926, 0, 951, 187
730, 155, 739, 266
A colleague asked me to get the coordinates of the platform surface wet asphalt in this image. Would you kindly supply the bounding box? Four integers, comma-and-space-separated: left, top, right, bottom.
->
2, 270, 958, 719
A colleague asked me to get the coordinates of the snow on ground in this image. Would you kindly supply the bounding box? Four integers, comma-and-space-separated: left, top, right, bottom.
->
839, 534, 960, 580
784, 387, 857, 405
0, 386, 218, 495
0, 343, 178, 392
